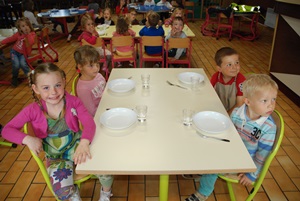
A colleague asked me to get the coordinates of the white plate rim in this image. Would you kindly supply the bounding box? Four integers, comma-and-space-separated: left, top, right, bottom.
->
192, 111, 230, 134
100, 108, 137, 130
108, 79, 135, 93
178, 72, 204, 84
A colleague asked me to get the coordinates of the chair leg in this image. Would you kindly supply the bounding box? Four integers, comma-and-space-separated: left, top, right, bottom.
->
227, 181, 236, 201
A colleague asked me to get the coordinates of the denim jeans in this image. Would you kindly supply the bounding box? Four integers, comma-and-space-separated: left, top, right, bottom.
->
10, 49, 30, 79
198, 174, 218, 197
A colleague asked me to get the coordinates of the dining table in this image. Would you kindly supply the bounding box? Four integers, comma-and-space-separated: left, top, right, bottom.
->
96, 24, 196, 39
76, 68, 256, 201
37, 8, 87, 41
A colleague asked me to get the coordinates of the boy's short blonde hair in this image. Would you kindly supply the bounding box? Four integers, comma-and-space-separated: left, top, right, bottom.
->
243, 74, 278, 98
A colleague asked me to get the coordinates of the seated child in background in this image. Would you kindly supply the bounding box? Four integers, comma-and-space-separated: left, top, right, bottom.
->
112, 16, 136, 67
95, 8, 115, 26
116, 0, 129, 16
165, 17, 187, 62
141, 10, 154, 25
144, 0, 155, 6
78, 14, 111, 72
210, 47, 246, 114
74, 45, 106, 117
185, 74, 278, 201
139, 11, 164, 67
164, 7, 184, 26
2, 63, 96, 200
127, 8, 140, 26
23, 0, 43, 29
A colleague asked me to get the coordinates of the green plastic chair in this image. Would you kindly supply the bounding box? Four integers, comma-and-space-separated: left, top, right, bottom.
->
0, 124, 17, 148
218, 110, 284, 201
24, 123, 94, 201
71, 74, 80, 96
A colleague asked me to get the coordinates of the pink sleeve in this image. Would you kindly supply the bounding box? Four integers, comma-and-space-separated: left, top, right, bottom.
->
77, 84, 97, 116
129, 29, 136, 37
26, 32, 36, 46
164, 18, 172, 25
79, 32, 97, 45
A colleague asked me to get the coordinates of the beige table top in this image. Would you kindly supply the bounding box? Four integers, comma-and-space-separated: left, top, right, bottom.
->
76, 68, 256, 175
96, 24, 195, 39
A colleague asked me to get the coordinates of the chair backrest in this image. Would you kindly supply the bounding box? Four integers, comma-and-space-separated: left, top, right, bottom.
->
111, 35, 134, 48
71, 74, 80, 96
167, 37, 191, 49
23, 122, 93, 200
82, 37, 104, 49
140, 36, 164, 47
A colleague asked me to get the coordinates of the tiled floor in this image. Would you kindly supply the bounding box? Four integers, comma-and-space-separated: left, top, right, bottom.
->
0, 19, 300, 201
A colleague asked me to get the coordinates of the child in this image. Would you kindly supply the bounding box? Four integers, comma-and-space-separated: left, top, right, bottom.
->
116, 0, 129, 16
164, 7, 184, 26
144, 0, 155, 6
78, 14, 111, 72
185, 74, 278, 201
165, 17, 187, 63
157, 0, 173, 20
139, 11, 164, 67
210, 47, 246, 114
73, 46, 114, 201
0, 17, 36, 87
23, 0, 43, 29
112, 16, 136, 67
1, 63, 96, 200
127, 8, 140, 26
141, 10, 154, 26
95, 7, 115, 26
74, 45, 106, 116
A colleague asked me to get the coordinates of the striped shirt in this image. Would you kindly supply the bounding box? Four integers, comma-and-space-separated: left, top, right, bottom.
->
231, 104, 276, 181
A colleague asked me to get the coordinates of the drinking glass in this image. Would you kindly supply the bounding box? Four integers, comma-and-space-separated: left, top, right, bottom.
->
135, 105, 148, 122
141, 74, 150, 88
182, 109, 194, 126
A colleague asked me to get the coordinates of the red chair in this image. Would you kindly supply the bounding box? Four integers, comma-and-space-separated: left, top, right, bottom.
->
215, 11, 234, 41
139, 36, 164, 68
166, 37, 192, 68
39, 27, 59, 62
235, 12, 260, 41
81, 37, 109, 80
201, 6, 219, 36
110, 35, 137, 68
23, 34, 44, 70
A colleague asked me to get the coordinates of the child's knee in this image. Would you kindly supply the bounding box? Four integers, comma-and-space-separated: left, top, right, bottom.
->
54, 184, 75, 200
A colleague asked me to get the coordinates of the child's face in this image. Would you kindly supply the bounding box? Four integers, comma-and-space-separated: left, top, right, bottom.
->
78, 62, 100, 81
171, 20, 183, 32
217, 54, 240, 79
84, 19, 95, 34
19, 21, 30, 34
245, 87, 277, 119
32, 72, 65, 106
129, 11, 137, 21
104, 10, 111, 20
174, 10, 183, 17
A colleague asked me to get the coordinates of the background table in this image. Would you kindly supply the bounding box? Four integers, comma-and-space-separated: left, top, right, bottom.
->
76, 68, 256, 201
37, 9, 86, 41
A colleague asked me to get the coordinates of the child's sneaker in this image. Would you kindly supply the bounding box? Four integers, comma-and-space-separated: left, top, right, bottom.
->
185, 192, 208, 201
117, 62, 122, 68
69, 185, 82, 201
67, 34, 72, 42
11, 78, 18, 87
153, 62, 160, 68
128, 62, 134, 67
99, 187, 112, 201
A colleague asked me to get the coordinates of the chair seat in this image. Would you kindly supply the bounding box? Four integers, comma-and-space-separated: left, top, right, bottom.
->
74, 173, 91, 180
142, 53, 163, 59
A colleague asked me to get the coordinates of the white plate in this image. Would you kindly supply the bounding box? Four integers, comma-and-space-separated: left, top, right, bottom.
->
100, 108, 137, 130
178, 72, 204, 84
108, 79, 135, 93
97, 24, 109, 30
70, 11, 78, 15
193, 111, 230, 134
97, 30, 106, 36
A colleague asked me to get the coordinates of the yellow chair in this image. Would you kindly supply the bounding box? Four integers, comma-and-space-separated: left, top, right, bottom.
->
139, 36, 165, 68
23, 123, 94, 201
71, 74, 80, 96
166, 37, 192, 68
0, 124, 17, 148
218, 110, 284, 201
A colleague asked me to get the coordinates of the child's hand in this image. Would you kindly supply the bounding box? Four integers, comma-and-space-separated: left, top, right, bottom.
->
238, 173, 252, 186
92, 29, 99, 37
73, 139, 91, 165
22, 135, 43, 156
158, 20, 162, 26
